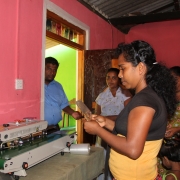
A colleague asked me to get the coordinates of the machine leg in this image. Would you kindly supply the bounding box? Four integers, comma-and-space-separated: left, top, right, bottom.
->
13, 175, 19, 180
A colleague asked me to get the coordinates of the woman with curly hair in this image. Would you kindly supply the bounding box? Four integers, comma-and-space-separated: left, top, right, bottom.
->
158, 66, 180, 177
159, 139, 180, 180
83, 40, 177, 180
165, 66, 180, 138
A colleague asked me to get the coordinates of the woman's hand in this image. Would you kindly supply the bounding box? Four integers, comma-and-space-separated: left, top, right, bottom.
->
165, 127, 180, 138
83, 114, 106, 135
91, 114, 106, 127
83, 120, 101, 135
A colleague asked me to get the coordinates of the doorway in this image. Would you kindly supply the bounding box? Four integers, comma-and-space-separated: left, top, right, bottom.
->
45, 40, 77, 128
41, 0, 90, 143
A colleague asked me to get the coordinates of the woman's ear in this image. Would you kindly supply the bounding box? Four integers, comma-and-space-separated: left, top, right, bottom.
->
138, 62, 147, 75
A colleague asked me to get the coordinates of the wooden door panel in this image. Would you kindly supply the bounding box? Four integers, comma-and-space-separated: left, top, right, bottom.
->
111, 58, 118, 68
84, 49, 116, 110
83, 49, 117, 144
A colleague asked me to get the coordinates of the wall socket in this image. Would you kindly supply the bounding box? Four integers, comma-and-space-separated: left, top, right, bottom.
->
15, 79, 23, 90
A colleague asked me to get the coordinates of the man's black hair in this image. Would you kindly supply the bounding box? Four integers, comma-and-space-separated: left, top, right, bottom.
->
45, 57, 59, 68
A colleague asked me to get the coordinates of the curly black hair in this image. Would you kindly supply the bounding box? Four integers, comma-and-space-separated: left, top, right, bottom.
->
170, 66, 180, 77
159, 139, 180, 162
116, 40, 176, 117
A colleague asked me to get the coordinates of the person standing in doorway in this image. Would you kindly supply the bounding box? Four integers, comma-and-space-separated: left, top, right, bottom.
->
44, 57, 82, 131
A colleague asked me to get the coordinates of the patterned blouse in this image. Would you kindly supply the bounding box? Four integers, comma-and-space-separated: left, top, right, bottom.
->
167, 102, 180, 128
95, 87, 130, 116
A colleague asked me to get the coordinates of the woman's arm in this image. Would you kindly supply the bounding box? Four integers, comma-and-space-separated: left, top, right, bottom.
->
91, 115, 115, 131
84, 106, 155, 159
95, 103, 101, 115
106, 115, 118, 121
165, 173, 177, 180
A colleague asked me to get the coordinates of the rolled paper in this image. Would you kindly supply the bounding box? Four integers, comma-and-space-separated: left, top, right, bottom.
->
70, 143, 90, 155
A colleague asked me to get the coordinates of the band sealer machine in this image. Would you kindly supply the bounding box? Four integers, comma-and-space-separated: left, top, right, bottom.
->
0, 119, 76, 179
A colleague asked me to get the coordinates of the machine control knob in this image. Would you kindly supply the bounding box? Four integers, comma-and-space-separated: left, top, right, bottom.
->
4, 134, 8, 139
22, 162, 28, 169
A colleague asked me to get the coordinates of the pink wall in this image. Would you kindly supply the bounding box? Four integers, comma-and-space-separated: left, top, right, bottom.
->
0, 0, 124, 124
0, 0, 43, 123
50, 0, 125, 49
125, 20, 180, 67
0, 0, 179, 124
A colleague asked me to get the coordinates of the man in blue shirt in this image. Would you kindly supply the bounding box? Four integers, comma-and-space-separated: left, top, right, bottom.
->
44, 57, 82, 131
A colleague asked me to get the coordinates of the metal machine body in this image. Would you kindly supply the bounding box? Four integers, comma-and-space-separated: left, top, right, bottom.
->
0, 120, 76, 178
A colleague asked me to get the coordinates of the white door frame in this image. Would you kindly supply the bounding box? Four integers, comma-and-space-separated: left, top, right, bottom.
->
41, 0, 90, 119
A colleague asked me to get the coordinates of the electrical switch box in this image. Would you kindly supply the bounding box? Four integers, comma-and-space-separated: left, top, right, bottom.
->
15, 79, 23, 90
